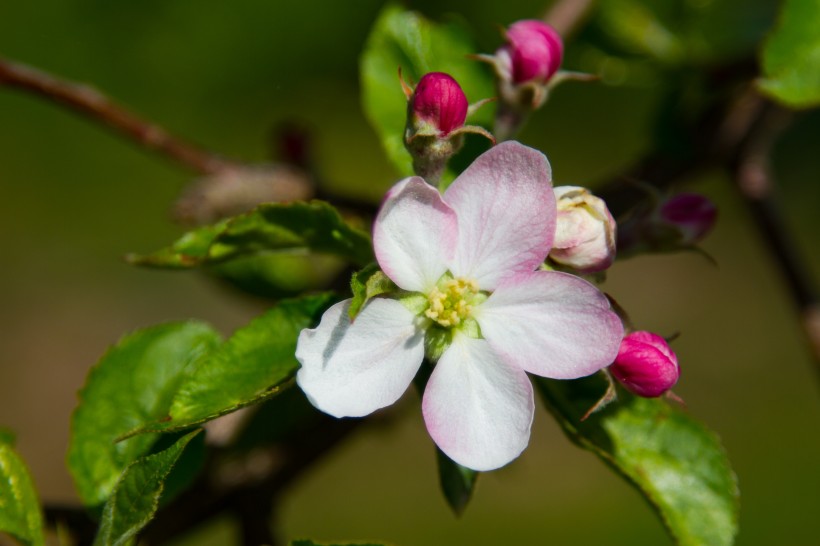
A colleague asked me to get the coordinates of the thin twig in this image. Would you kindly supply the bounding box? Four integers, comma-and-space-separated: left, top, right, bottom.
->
0, 58, 236, 175
728, 90, 820, 374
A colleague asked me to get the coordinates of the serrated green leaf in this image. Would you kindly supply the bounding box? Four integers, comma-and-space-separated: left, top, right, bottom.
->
349, 264, 397, 319
129, 293, 337, 436
93, 430, 200, 546
0, 443, 44, 546
436, 448, 478, 516
68, 322, 222, 508
128, 201, 373, 270
759, 0, 820, 108
536, 375, 738, 546
361, 3, 494, 178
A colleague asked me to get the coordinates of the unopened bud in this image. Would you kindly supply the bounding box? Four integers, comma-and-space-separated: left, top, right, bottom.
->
504, 20, 563, 84
659, 193, 717, 245
402, 71, 494, 185
549, 186, 616, 273
409, 72, 468, 137
610, 331, 679, 398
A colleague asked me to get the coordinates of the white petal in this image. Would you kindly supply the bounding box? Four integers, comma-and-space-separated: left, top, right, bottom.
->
374, 177, 458, 292
422, 335, 534, 471
444, 141, 555, 290
296, 298, 424, 418
477, 271, 624, 379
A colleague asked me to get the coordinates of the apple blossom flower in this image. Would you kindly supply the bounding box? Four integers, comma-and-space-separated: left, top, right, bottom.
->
610, 331, 679, 398
550, 186, 617, 273
295, 141, 624, 471
402, 72, 493, 185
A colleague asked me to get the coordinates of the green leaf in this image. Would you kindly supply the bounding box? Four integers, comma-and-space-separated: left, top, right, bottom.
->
68, 322, 222, 508
128, 201, 373, 270
349, 263, 397, 319
0, 443, 45, 546
536, 375, 739, 546
94, 430, 201, 546
436, 448, 478, 516
0, 428, 16, 446
759, 0, 820, 108
128, 293, 337, 436
361, 3, 494, 178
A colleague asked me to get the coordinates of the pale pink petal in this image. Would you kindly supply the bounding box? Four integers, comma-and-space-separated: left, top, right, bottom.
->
374, 177, 458, 292
444, 141, 555, 290
476, 271, 624, 379
296, 298, 424, 418
422, 335, 534, 471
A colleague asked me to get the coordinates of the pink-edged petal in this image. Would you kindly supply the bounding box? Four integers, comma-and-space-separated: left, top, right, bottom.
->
422, 334, 534, 471
374, 177, 458, 292
444, 141, 555, 290
476, 271, 624, 379
296, 298, 424, 418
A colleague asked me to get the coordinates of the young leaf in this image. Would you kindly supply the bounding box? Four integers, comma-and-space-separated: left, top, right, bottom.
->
128, 293, 337, 436
349, 263, 397, 319
0, 442, 45, 546
536, 374, 738, 546
436, 448, 478, 516
93, 430, 201, 546
68, 322, 222, 508
128, 201, 373, 269
361, 3, 494, 177
758, 0, 820, 108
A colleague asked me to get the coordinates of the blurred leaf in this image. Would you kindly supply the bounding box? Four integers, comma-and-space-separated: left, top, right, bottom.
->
436, 448, 478, 516
94, 430, 201, 546
0, 428, 15, 446
759, 0, 820, 108
128, 201, 374, 270
128, 293, 337, 436
349, 263, 397, 319
536, 374, 738, 546
596, 0, 685, 64
0, 443, 44, 546
68, 322, 222, 508
360, 3, 494, 178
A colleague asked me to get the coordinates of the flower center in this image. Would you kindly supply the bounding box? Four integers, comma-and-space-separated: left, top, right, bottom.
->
425, 277, 480, 328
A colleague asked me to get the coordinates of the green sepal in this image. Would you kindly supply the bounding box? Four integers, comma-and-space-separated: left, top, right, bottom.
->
436, 448, 478, 516
349, 263, 398, 319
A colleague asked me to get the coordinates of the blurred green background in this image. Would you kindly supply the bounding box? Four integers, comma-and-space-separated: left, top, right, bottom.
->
1, 1, 818, 545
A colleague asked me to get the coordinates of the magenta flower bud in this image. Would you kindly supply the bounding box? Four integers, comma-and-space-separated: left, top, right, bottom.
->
659, 193, 717, 245
610, 331, 679, 398
410, 72, 468, 137
550, 186, 616, 273
504, 20, 563, 84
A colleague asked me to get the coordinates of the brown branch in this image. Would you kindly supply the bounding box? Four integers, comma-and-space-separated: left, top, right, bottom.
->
728, 91, 820, 373
0, 58, 236, 175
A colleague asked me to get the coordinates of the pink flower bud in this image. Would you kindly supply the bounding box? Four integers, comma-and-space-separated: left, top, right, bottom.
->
550, 186, 616, 273
659, 193, 717, 245
410, 72, 468, 137
610, 331, 679, 398
504, 20, 563, 84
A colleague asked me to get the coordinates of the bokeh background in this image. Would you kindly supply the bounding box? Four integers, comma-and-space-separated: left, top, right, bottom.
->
1, 1, 818, 545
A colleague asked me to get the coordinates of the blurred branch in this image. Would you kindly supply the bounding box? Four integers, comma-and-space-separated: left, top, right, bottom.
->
727, 90, 820, 374
0, 58, 237, 175
543, 0, 596, 36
